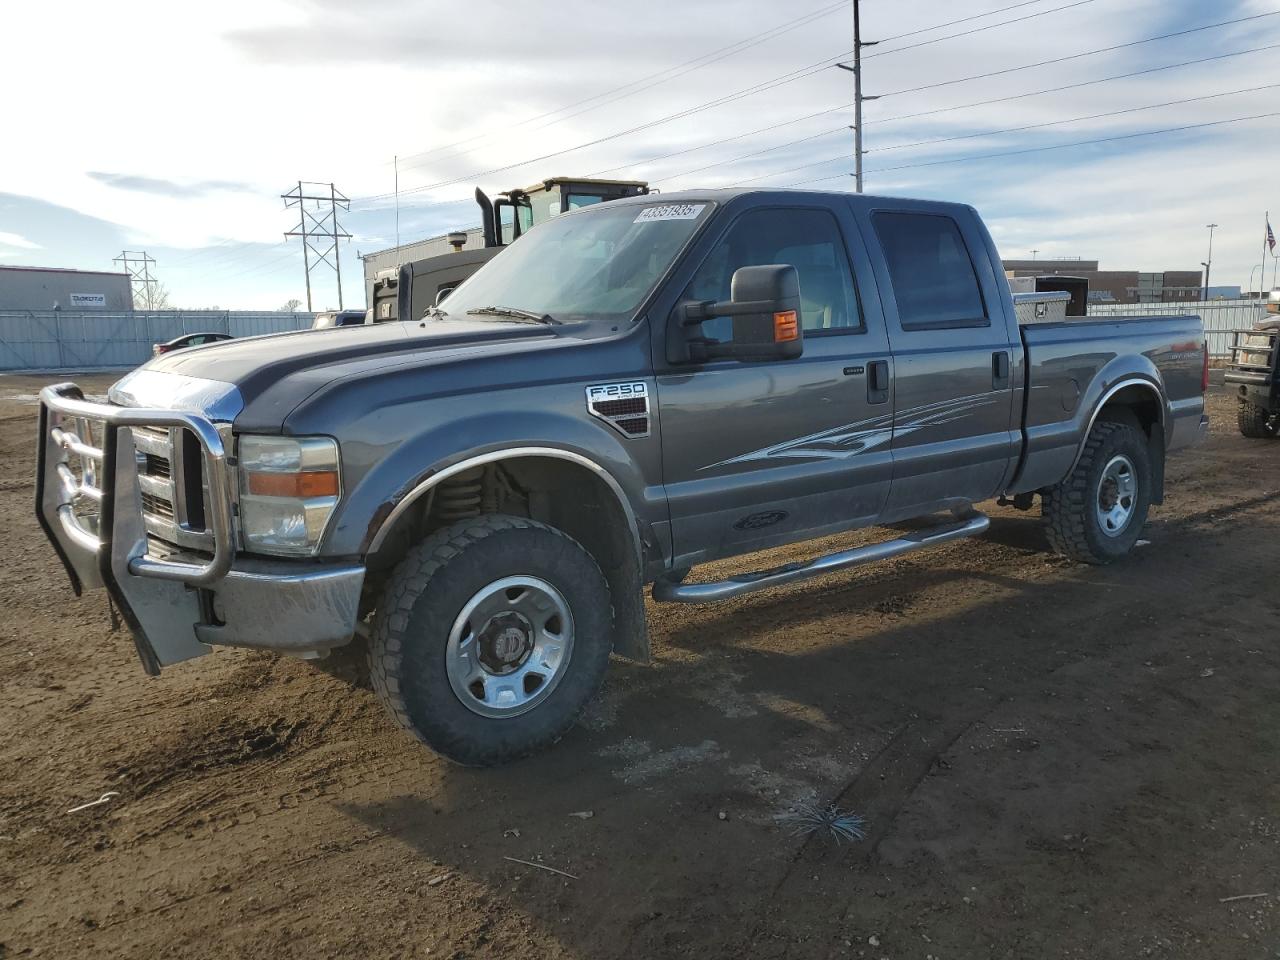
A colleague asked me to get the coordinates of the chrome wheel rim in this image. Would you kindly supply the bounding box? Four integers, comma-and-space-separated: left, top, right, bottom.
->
445, 576, 574, 718
1096, 454, 1138, 538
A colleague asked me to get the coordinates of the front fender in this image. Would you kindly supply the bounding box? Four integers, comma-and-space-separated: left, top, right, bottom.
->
321, 405, 663, 562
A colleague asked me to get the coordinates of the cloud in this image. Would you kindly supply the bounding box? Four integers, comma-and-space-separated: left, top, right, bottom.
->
0, 231, 41, 250
4, 0, 1277, 309
87, 172, 254, 198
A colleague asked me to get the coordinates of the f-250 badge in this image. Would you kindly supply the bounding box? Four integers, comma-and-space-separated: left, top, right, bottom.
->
585, 382, 650, 439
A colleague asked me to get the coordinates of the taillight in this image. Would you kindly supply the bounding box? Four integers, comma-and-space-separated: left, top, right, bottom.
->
1201, 341, 1210, 393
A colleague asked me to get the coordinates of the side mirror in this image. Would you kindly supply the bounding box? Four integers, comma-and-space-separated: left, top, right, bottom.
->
678, 264, 803, 363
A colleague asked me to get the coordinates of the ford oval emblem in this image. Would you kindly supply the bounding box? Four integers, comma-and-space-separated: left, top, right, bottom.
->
733, 510, 789, 531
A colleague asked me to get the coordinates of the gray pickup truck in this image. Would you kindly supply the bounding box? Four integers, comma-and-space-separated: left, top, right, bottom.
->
37, 189, 1209, 765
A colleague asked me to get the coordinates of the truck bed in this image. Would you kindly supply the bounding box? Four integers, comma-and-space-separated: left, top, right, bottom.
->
1012, 314, 1206, 493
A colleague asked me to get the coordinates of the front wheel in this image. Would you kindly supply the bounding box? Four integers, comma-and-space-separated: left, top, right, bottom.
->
368, 515, 613, 766
1237, 402, 1279, 439
1042, 416, 1153, 565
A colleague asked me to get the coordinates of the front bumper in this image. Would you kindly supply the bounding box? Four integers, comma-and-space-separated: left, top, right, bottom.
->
36, 383, 364, 674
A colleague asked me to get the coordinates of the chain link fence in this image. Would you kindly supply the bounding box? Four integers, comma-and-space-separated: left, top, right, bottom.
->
0, 310, 315, 371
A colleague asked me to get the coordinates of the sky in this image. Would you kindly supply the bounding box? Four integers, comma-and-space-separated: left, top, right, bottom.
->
1, 0, 1277, 309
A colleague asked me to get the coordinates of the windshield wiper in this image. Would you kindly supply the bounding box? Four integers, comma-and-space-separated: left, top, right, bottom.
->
421, 305, 449, 320
466, 305, 560, 325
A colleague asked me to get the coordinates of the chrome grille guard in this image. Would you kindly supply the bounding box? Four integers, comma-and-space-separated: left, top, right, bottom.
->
37, 382, 234, 591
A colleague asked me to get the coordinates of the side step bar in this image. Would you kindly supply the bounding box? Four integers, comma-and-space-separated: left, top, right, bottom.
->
652, 511, 990, 604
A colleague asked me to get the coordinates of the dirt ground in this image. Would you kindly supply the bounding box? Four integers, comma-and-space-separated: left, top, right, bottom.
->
2, 372, 1278, 960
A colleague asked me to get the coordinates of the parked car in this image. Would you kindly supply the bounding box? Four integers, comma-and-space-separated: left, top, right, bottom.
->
312, 310, 368, 330
38, 189, 1208, 766
152, 332, 233, 356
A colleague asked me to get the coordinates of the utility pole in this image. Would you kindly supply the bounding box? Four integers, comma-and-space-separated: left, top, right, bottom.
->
282, 181, 352, 311
113, 250, 157, 310
1202, 223, 1217, 302
836, 0, 878, 193
1031, 249, 1039, 262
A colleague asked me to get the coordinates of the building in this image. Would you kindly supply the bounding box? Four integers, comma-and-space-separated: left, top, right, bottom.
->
0, 266, 133, 311
1002, 258, 1204, 304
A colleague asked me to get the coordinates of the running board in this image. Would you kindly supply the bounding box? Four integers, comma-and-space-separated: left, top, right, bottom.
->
652, 511, 990, 604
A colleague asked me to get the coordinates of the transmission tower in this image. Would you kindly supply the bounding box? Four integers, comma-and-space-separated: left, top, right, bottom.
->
282, 181, 352, 310
113, 250, 158, 310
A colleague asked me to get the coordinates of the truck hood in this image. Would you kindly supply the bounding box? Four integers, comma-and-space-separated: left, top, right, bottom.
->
110, 319, 554, 429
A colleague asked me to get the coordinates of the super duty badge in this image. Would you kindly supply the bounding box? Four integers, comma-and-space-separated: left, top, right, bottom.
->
585, 382, 650, 439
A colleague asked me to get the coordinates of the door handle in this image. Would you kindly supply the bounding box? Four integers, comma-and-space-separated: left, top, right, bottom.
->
868, 360, 889, 405
992, 350, 1010, 389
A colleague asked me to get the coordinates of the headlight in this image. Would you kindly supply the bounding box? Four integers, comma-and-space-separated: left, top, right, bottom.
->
237, 435, 340, 556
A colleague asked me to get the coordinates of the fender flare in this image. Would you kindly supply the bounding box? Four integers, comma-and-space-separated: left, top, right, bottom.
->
1068, 377, 1166, 475
366, 445, 643, 568
365, 445, 650, 662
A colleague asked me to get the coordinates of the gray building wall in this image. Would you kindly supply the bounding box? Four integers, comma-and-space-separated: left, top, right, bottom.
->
0, 266, 133, 311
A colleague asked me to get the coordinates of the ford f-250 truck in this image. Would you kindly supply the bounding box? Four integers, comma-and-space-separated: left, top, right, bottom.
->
37, 189, 1209, 765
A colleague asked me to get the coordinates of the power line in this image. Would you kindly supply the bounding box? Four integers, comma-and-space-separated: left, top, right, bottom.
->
666, 125, 851, 182
871, 0, 1066, 45
656, 42, 1280, 185
729, 85, 1279, 185
876, 9, 1279, 99
390, 0, 1069, 175
591, 38, 1280, 183
393, 1, 849, 169
859, 41, 1280, 127
585, 102, 855, 178
860, 0, 1097, 62
784, 111, 1280, 185
168, 242, 292, 279
867, 81, 1280, 154
361, 0, 1116, 201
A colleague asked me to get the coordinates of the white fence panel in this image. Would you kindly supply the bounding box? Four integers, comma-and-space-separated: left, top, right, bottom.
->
0, 310, 315, 371
1088, 299, 1265, 357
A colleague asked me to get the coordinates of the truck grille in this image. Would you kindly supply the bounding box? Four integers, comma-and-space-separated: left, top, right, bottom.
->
131, 424, 215, 553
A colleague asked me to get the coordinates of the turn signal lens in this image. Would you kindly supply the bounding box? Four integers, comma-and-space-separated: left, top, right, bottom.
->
1201, 341, 1210, 394
773, 310, 798, 342
246, 470, 339, 498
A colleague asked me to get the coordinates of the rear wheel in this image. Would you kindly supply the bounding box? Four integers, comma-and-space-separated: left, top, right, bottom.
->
1237, 402, 1279, 439
1042, 416, 1152, 565
368, 515, 613, 766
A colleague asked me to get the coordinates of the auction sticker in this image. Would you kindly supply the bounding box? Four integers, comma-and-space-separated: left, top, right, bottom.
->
634, 203, 706, 223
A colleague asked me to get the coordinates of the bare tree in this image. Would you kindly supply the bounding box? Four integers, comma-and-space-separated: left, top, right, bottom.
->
136, 282, 172, 310
278, 298, 302, 312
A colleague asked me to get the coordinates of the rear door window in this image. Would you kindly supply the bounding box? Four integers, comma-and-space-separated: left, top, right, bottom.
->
873, 212, 988, 330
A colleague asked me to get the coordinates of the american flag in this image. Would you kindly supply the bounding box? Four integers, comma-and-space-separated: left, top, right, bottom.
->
1269, 217, 1277, 253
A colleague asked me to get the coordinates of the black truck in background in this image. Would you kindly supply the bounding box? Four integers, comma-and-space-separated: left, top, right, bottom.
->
1225, 288, 1280, 437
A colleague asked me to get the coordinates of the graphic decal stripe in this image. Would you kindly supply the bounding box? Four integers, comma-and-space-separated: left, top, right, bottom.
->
700, 390, 1005, 471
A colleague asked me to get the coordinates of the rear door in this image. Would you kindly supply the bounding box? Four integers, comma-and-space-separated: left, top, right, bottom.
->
854, 202, 1021, 519
655, 200, 894, 568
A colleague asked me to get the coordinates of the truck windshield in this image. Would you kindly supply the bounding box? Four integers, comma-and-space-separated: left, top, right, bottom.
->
438, 201, 713, 324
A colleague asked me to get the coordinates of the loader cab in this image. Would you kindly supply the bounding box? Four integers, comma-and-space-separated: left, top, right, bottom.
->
368, 177, 649, 324
491, 178, 650, 246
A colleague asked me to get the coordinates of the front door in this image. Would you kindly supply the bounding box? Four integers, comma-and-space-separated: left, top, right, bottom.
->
655, 202, 894, 569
